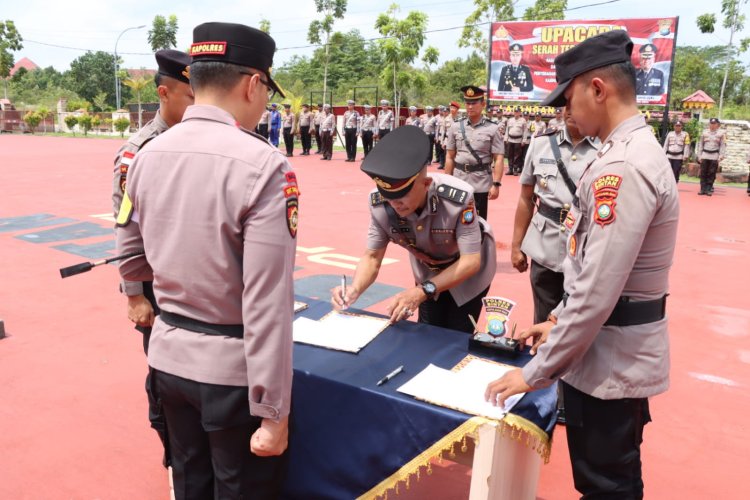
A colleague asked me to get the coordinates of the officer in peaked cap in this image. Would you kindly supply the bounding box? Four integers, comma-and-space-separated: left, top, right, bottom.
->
116, 22, 296, 497
696, 117, 726, 195
444, 85, 504, 221
343, 99, 360, 161
111, 47, 194, 472
636, 42, 664, 96
504, 106, 527, 174
487, 29, 679, 500
498, 42, 534, 93
360, 103, 377, 158
331, 126, 497, 333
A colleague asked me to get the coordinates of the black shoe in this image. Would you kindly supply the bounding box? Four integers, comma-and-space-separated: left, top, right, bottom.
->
556, 408, 566, 425
437, 166, 445, 170
698, 191, 705, 195
706, 191, 712, 196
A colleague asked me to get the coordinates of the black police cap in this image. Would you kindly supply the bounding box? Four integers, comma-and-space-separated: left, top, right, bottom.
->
155, 49, 191, 84
460, 85, 485, 101
541, 30, 633, 107
360, 126, 430, 200
190, 22, 285, 98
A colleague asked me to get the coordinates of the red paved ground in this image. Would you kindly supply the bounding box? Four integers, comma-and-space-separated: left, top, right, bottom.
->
1, 134, 748, 499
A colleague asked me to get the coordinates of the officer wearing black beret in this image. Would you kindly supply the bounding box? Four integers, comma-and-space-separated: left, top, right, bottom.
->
487, 29, 679, 500
498, 42, 534, 93
332, 126, 497, 333
117, 22, 294, 498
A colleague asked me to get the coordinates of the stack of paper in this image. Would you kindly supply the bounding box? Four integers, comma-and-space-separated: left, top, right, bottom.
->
292, 311, 389, 353
294, 301, 308, 313
397, 358, 524, 419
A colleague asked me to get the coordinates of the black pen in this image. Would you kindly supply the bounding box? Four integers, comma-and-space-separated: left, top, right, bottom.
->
376, 365, 404, 386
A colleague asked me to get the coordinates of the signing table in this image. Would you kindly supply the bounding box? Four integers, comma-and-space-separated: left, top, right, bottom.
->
281, 298, 558, 500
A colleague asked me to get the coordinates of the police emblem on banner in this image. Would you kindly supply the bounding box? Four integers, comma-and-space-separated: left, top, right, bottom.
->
481, 297, 517, 338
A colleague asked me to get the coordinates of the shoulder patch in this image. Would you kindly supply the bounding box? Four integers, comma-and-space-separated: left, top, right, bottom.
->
436, 184, 469, 205
592, 174, 622, 227
116, 191, 134, 227
370, 192, 386, 206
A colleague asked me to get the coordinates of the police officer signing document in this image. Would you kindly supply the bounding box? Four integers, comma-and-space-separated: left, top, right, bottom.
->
486, 31, 679, 499
116, 22, 297, 499
331, 126, 497, 334
444, 86, 504, 221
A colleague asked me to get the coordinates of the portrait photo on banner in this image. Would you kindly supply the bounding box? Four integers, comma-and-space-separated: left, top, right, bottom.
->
487, 17, 678, 107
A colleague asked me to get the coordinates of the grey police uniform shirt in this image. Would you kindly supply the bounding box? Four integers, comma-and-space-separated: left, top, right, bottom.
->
298, 110, 312, 127
529, 119, 546, 137
662, 130, 690, 160
440, 115, 456, 146
282, 112, 295, 129
112, 111, 170, 296
504, 117, 526, 144
360, 114, 377, 132
321, 112, 335, 132
366, 173, 497, 306
116, 104, 297, 420
259, 110, 270, 125
343, 110, 359, 130
377, 110, 394, 131
422, 114, 438, 134
405, 116, 423, 128
519, 128, 599, 272
522, 113, 679, 400
547, 117, 565, 132
696, 128, 726, 161
446, 117, 504, 193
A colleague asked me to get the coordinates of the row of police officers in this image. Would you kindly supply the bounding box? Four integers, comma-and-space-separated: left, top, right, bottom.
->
113, 24, 685, 500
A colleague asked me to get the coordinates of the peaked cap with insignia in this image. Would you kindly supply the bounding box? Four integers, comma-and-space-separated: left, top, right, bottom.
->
361, 126, 430, 199
155, 49, 191, 84
460, 85, 485, 102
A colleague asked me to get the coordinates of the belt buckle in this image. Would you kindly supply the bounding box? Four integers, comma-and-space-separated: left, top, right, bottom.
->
559, 204, 570, 225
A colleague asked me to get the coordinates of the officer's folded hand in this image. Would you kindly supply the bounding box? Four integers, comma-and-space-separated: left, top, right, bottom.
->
251, 416, 289, 457
518, 320, 554, 355
511, 248, 528, 273
127, 294, 155, 327
331, 285, 360, 311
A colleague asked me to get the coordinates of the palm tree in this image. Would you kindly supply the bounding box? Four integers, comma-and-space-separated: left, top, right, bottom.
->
122, 75, 153, 129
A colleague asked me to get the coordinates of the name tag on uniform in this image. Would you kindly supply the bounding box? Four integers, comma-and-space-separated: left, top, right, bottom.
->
539, 158, 556, 165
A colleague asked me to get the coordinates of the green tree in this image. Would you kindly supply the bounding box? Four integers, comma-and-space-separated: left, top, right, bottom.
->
148, 15, 178, 51
459, 1, 515, 54
114, 117, 130, 137
36, 106, 50, 133
92, 91, 108, 112
428, 53, 487, 102
23, 111, 41, 133
307, 0, 348, 96
123, 75, 152, 129
91, 114, 101, 134
66, 51, 123, 109
523, 0, 567, 20
259, 19, 271, 34
697, 0, 749, 117
669, 45, 747, 109
78, 113, 93, 136
375, 4, 434, 117
0, 20, 23, 99
64, 115, 78, 135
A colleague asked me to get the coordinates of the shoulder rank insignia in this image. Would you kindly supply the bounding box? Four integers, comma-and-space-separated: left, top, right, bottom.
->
436, 185, 469, 205
592, 174, 622, 227
370, 192, 386, 206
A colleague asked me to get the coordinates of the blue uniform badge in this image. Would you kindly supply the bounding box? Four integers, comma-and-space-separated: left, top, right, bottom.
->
461, 208, 475, 224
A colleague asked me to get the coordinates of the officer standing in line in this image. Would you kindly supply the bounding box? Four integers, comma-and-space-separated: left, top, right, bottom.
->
434, 105, 446, 166
530, 111, 547, 137
319, 103, 335, 161
696, 117, 726, 196
438, 102, 460, 169
116, 22, 296, 498
331, 126, 497, 333
269, 102, 281, 147
521, 110, 532, 164
313, 103, 324, 153
112, 48, 194, 470
510, 107, 599, 424
343, 99, 360, 162
422, 105, 438, 164
282, 103, 296, 157
445, 86, 504, 221
258, 105, 270, 138
504, 107, 527, 175
375, 99, 394, 141
405, 105, 422, 127
487, 30, 679, 499
298, 103, 312, 155
359, 104, 377, 159
546, 107, 565, 132
662, 120, 690, 183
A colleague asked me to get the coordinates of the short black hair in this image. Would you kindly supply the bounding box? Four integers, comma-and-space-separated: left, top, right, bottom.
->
581, 62, 636, 99
190, 61, 248, 92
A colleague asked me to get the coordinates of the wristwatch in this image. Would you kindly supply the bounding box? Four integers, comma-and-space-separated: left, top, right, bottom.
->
420, 280, 437, 300
492, 181, 502, 187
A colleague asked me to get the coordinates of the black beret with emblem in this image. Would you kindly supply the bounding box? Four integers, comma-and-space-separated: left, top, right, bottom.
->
542, 30, 633, 107
460, 85, 485, 102
155, 49, 191, 84
360, 126, 430, 200
190, 22, 285, 98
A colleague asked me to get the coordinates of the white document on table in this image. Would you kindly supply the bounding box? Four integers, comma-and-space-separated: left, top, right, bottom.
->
292, 311, 389, 353
294, 301, 309, 313
397, 358, 524, 420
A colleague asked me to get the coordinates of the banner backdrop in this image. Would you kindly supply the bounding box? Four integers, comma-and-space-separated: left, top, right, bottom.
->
488, 18, 678, 106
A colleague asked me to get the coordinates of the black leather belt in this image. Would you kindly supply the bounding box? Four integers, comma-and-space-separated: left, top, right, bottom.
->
509, 134, 522, 139
160, 310, 243, 339
537, 201, 570, 224
455, 162, 488, 173
562, 294, 667, 326
703, 149, 719, 153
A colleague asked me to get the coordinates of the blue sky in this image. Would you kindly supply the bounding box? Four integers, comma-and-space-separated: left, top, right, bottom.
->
5, 0, 747, 71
